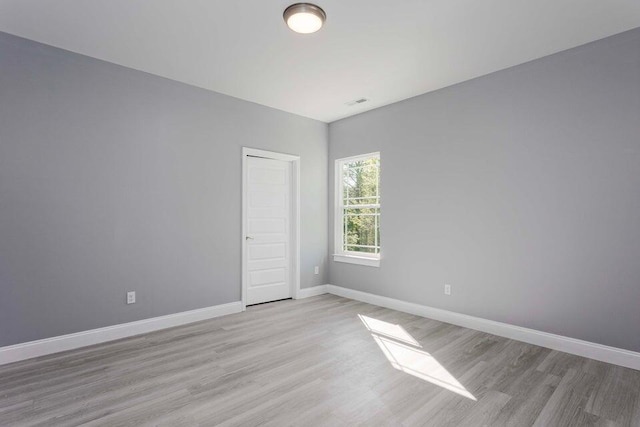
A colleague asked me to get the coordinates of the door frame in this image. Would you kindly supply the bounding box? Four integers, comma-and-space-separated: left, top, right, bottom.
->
242, 147, 301, 310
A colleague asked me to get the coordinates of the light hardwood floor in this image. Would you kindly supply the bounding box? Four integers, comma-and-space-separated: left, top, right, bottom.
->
1, 294, 639, 426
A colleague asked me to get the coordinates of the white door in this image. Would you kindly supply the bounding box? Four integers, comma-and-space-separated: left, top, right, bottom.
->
245, 156, 292, 305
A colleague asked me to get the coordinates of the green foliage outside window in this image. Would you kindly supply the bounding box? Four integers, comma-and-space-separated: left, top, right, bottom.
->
342, 157, 380, 254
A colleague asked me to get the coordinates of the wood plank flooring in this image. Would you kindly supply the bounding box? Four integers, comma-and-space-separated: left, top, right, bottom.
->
1, 294, 639, 426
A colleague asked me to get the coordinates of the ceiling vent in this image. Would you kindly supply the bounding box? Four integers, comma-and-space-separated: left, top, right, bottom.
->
346, 98, 369, 106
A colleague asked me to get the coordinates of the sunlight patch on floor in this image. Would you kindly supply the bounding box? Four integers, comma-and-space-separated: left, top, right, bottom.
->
358, 314, 420, 346
360, 315, 476, 400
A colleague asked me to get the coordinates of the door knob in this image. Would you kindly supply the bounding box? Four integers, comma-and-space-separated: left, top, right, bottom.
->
245, 236, 254, 240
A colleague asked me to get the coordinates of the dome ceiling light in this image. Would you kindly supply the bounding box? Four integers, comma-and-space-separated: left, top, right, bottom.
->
283, 3, 326, 34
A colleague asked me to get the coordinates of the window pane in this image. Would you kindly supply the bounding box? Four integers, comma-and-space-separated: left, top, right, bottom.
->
344, 207, 378, 216
343, 158, 380, 206
338, 154, 380, 257
345, 245, 378, 254
343, 208, 380, 254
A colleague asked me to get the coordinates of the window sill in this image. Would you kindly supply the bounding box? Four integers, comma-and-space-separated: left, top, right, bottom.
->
333, 254, 380, 267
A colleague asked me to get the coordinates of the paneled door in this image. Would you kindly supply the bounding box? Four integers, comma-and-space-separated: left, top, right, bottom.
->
245, 156, 292, 305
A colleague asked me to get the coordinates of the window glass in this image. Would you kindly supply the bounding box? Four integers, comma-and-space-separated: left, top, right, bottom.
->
338, 155, 380, 257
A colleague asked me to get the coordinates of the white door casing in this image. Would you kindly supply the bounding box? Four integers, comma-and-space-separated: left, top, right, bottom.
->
242, 148, 300, 308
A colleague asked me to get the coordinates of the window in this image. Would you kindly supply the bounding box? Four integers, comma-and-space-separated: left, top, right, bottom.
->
334, 152, 380, 267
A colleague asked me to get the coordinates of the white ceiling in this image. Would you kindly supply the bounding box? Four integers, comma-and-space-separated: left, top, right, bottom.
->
1, 1, 639, 122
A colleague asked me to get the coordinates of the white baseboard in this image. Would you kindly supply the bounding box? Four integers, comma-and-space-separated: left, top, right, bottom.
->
0, 301, 242, 366
5, 286, 638, 371
297, 285, 328, 299
325, 285, 640, 371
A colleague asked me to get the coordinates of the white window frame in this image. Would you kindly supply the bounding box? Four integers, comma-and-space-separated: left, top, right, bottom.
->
333, 152, 381, 268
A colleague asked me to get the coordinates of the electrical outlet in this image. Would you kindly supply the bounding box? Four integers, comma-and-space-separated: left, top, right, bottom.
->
314, 266, 319, 275
444, 284, 451, 296
127, 291, 136, 304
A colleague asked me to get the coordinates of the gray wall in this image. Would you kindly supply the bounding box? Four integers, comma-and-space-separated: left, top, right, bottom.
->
0, 32, 328, 347
329, 28, 640, 352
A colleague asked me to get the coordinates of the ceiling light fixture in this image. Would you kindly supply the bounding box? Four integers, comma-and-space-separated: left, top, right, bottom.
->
283, 3, 326, 34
